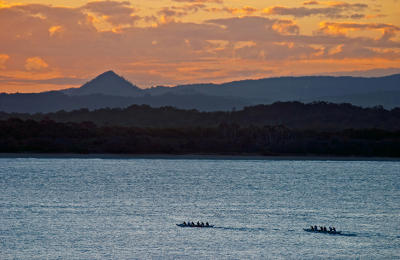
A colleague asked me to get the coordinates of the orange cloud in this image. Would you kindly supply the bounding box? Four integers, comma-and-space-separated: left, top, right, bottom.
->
366, 14, 386, 19
303, 1, 319, 5
318, 21, 400, 40
82, 0, 139, 28
0, 0, 15, 8
157, 4, 207, 23
325, 1, 367, 8
217, 6, 258, 15
48, 25, 63, 36
0, 54, 9, 69
263, 2, 368, 19
25, 57, 49, 71
234, 41, 256, 49
173, 0, 223, 3
272, 20, 300, 35
328, 44, 344, 55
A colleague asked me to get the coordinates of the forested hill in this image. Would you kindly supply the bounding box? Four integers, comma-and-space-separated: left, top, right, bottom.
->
1, 102, 399, 131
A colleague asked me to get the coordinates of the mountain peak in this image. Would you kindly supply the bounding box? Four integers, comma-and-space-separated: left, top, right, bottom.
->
97, 70, 119, 78
91, 70, 127, 84
63, 70, 142, 97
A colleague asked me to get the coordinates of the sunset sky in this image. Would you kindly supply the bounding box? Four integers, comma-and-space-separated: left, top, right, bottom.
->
0, 0, 399, 93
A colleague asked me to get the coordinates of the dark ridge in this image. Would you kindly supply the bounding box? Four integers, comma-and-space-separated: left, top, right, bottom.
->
0, 101, 399, 131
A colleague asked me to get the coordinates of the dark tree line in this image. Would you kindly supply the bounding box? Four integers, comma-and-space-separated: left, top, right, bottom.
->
1, 118, 399, 157
1, 102, 399, 131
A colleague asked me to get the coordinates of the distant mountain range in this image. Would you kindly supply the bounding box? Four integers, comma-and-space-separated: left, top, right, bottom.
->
1, 70, 399, 113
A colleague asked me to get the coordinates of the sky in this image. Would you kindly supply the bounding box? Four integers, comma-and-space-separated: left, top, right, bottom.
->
0, 0, 399, 93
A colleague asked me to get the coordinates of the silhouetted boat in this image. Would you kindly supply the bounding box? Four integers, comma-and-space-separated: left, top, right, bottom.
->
304, 228, 341, 235
176, 224, 214, 228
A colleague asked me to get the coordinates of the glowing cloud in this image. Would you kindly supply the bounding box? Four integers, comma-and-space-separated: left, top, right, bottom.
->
318, 21, 400, 39
0, 54, 9, 69
263, 2, 368, 19
272, 20, 300, 35
49, 25, 63, 36
209, 6, 258, 15
25, 57, 49, 71
303, 1, 320, 5
157, 4, 207, 22
173, 0, 223, 3
82, 0, 139, 27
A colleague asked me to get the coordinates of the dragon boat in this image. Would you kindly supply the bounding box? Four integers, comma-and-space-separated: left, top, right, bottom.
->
176, 223, 214, 228
303, 228, 341, 235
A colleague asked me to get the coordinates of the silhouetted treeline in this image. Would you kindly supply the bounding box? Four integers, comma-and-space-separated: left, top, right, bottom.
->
0, 102, 399, 131
1, 118, 399, 157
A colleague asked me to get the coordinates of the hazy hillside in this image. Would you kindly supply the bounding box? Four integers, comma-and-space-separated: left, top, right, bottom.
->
304, 91, 400, 109
146, 74, 400, 104
0, 92, 138, 113
1, 71, 399, 113
0, 92, 248, 113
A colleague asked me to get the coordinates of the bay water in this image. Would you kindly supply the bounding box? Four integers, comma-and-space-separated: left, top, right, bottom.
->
1, 158, 399, 259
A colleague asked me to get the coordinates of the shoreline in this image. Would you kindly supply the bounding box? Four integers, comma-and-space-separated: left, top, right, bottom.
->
0, 153, 399, 161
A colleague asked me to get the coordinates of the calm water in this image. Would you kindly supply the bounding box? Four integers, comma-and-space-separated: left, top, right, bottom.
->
0, 158, 399, 259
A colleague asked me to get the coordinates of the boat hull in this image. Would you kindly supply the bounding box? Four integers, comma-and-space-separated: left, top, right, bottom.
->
176, 224, 214, 228
304, 228, 341, 234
